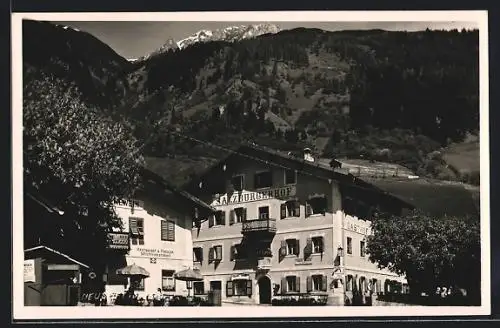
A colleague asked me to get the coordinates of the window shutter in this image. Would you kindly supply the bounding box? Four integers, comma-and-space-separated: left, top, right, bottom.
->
208, 247, 214, 263
305, 203, 312, 217
229, 210, 235, 225
294, 201, 300, 216
280, 240, 287, 257
230, 245, 235, 261
306, 276, 312, 292
280, 203, 287, 219
208, 215, 214, 227
295, 239, 300, 256
322, 275, 328, 291
136, 219, 144, 235
246, 280, 252, 296
221, 212, 226, 225
215, 245, 222, 260
243, 208, 247, 222
200, 248, 204, 263
226, 281, 233, 297
281, 277, 287, 294
129, 218, 138, 234
161, 221, 168, 240
304, 238, 312, 259
192, 248, 196, 262
296, 276, 301, 292
167, 221, 175, 241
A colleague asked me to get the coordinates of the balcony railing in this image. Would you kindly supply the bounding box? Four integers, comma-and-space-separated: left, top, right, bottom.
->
257, 257, 272, 270
241, 218, 277, 234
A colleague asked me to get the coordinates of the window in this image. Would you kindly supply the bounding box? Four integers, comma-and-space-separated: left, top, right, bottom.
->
226, 280, 252, 297
258, 206, 269, 220
209, 211, 226, 227
234, 280, 250, 296
134, 277, 145, 291
281, 200, 300, 219
286, 239, 299, 256
230, 207, 246, 224
129, 217, 144, 245
312, 236, 324, 254
193, 281, 205, 295
284, 169, 297, 185
230, 244, 247, 261
360, 241, 366, 257
254, 171, 272, 189
161, 220, 175, 241
286, 276, 298, 293
161, 270, 176, 292
306, 196, 327, 216
347, 237, 352, 255
231, 175, 244, 191
193, 247, 203, 263
346, 275, 353, 292
209, 245, 223, 263
310, 275, 327, 292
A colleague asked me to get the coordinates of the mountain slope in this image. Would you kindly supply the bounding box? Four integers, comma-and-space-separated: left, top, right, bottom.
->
22, 21, 480, 187
23, 19, 133, 109
121, 28, 478, 183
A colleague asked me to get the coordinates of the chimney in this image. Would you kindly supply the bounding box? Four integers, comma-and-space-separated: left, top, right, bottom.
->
303, 148, 314, 162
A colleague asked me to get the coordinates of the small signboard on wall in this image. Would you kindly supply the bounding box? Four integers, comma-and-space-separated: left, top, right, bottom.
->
24, 259, 36, 283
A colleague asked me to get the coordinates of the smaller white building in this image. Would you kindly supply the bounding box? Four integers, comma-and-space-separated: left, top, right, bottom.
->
104, 169, 214, 299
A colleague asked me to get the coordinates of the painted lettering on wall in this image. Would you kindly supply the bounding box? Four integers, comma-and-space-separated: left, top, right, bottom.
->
116, 199, 144, 208
133, 247, 174, 258
212, 186, 296, 206
344, 222, 370, 235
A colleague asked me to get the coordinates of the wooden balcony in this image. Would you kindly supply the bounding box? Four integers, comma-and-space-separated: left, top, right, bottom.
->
241, 218, 277, 235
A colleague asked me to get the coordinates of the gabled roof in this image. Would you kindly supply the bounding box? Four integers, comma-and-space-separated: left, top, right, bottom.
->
183, 143, 414, 209
24, 245, 90, 268
25, 186, 65, 216
140, 167, 216, 214
362, 177, 480, 219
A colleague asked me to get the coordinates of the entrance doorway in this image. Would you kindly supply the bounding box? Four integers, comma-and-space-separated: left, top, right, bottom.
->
209, 281, 222, 306
258, 276, 271, 304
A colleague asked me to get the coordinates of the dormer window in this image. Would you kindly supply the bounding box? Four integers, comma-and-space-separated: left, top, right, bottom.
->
284, 169, 297, 185
305, 195, 327, 216
231, 175, 244, 192
254, 171, 272, 189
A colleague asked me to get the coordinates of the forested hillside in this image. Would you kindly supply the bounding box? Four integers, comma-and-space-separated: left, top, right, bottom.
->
23, 21, 480, 187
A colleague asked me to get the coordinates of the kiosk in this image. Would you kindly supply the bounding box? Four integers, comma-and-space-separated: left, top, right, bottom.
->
24, 245, 89, 306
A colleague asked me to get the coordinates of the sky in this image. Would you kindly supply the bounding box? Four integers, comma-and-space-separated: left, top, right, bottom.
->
53, 21, 479, 60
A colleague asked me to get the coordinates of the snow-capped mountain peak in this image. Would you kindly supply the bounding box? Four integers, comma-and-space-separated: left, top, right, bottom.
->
137, 23, 280, 62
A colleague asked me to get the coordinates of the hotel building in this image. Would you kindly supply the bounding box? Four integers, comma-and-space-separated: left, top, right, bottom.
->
185, 144, 412, 305
102, 168, 214, 298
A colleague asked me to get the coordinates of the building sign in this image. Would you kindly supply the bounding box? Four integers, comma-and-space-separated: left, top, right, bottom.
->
116, 199, 144, 208
343, 222, 370, 235
212, 186, 297, 206
107, 232, 130, 250
133, 247, 174, 258
24, 259, 36, 283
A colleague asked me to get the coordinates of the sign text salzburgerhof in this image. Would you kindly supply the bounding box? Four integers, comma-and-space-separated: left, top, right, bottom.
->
212, 185, 297, 206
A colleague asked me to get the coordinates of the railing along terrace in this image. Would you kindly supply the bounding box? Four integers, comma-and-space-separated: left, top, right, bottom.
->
242, 218, 277, 233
